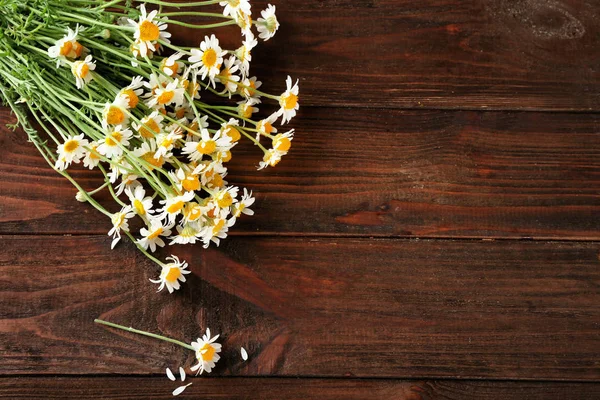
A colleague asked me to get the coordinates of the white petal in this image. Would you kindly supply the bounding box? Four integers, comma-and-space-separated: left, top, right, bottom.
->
166, 367, 176, 381
179, 367, 186, 381
173, 383, 193, 396
241, 347, 248, 361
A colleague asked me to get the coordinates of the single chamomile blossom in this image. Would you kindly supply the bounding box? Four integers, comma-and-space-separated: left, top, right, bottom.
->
118, 76, 144, 109
138, 218, 172, 252
55, 133, 89, 170
160, 52, 184, 77
278, 76, 300, 124
202, 216, 235, 247
133, 139, 166, 170
232, 188, 255, 217
128, 4, 171, 57
189, 35, 226, 84
235, 11, 253, 37
146, 79, 186, 109
133, 111, 164, 139
255, 113, 279, 142
235, 34, 258, 77
214, 186, 239, 209
48, 26, 85, 64
83, 141, 102, 170
71, 55, 95, 89
272, 129, 294, 154
257, 4, 280, 41
158, 191, 195, 224
115, 174, 140, 196
190, 328, 222, 375
150, 255, 191, 293
219, 118, 242, 143
220, 0, 251, 18
182, 129, 232, 162
258, 149, 283, 170
170, 222, 205, 245
97, 125, 133, 159
108, 205, 135, 249
126, 185, 154, 217
103, 95, 130, 126
240, 76, 262, 100
237, 98, 259, 119
154, 128, 182, 160
172, 167, 201, 192
217, 56, 240, 95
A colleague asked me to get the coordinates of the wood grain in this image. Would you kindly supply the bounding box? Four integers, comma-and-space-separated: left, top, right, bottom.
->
1, 235, 598, 380
1, 377, 599, 399
2, 108, 599, 239
171, 0, 600, 111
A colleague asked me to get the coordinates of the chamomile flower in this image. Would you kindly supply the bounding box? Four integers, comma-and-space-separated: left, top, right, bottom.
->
128, 4, 171, 57
257, 4, 279, 41
154, 128, 182, 160
172, 167, 201, 192
272, 129, 294, 154
235, 11, 254, 37
219, 118, 242, 143
220, 0, 251, 18
108, 205, 135, 249
103, 95, 130, 126
255, 113, 278, 141
133, 139, 166, 170
158, 191, 195, 224
232, 188, 255, 217
138, 219, 172, 252
189, 35, 226, 83
278, 76, 299, 124
237, 98, 259, 119
190, 328, 222, 375
170, 222, 205, 245
48, 26, 85, 63
97, 125, 133, 159
118, 76, 144, 109
126, 185, 154, 217
115, 173, 140, 196
55, 133, 89, 170
217, 56, 240, 95
133, 111, 164, 139
160, 52, 184, 77
235, 34, 258, 77
202, 216, 235, 247
146, 79, 185, 109
182, 130, 232, 162
71, 55, 95, 89
150, 255, 190, 293
83, 141, 101, 170
258, 149, 283, 170
214, 186, 239, 209
240, 76, 262, 99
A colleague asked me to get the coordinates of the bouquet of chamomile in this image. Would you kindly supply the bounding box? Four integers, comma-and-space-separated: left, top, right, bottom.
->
0, 0, 299, 294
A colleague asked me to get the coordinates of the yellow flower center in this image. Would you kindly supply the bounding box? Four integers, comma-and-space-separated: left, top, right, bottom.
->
141, 153, 164, 170
223, 126, 240, 142
202, 48, 217, 67
198, 343, 216, 361
133, 199, 146, 215
139, 20, 160, 42
212, 219, 225, 235
196, 140, 216, 155
209, 174, 224, 188
240, 105, 253, 119
157, 90, 175, 105
234, 204, 245, 217
106, 106, 126, 125
163, 266, 181, 283
281, 93, 298, 110
59, 41, 73, 57
77, 63, 89, 79
139, 118, 160, 138
182, 175, 200, 192
121, 89, 139, 108
73, 41, 84, 58
273, 135, 291, 152
222, 151, 232, 162
63, 139, 79, 153
184, 203, 202, 221
264, 151, 280, 167
147, 227, 163, 240
166, 200, 184, 214
217, 192, 233, 208
105, 131, 123, 147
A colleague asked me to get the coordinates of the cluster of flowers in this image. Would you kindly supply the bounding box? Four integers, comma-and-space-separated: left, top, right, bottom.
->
18, 1, 299, 294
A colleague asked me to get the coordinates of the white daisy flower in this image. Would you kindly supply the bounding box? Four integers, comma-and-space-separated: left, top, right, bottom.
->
126, 185, 154, 217
182, 129, 232, 162
115, 174, 140, 197
215, 186, 239, 209
48, 26, 86, 63
132, 139, 166, 171
128, 4, 171, 58
216, 56, 240, 95
220, 0, 251, 18
55, 133, 89, 170
235, 33, 257, 77
190, 328, 222, 375
118, 76, 144, 109
146, 79, 186, 109
154, 128, 182, 160
240, 76, 262, 100
71, 55, 95, 89
137, 218, 172, 252
150, 255, 190, 293
182, 201, 206, 224
237, 98, 259, 120
171, 167, 201, 193
133, 111, 164, 139
255, 113, 278, 142
83, 141, 102, 170
169, 222, 205, 245
108, 205, 135, 249
258, 149, 283, 170
160, 52, 184, 77
102, 94, 130, 126
278, 76, 299, 124
97, 125, 133, 159
202, 216, 235, 247
256, 4, 279, 41
158, 191, 195, 224
235, 11, 254, 37
232, 188, 255, 217
219, 118, 242, 143
189, 35, 226, 84
272, 129, 294, 154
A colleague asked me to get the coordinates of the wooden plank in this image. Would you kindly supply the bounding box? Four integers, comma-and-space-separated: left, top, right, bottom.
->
1, 377, 600, 399
2, 108, 599, 239
171, 0, 600, 111
1, 235, 598, 380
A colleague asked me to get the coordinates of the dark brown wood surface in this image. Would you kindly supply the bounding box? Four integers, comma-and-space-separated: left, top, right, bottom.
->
1, 0, 600, 398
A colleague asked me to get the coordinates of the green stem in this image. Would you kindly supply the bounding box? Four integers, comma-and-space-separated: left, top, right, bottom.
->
94, 319, 195, 351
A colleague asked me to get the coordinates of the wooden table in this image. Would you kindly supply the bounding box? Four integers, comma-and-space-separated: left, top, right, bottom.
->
1, 1, 599, 398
